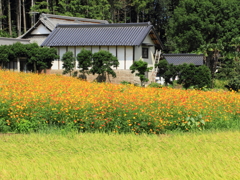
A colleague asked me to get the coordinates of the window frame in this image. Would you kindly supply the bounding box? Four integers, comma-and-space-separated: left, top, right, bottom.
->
142, 47, 149, 59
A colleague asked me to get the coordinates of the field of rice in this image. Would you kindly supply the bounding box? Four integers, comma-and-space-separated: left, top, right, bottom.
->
0, 131, 239, 180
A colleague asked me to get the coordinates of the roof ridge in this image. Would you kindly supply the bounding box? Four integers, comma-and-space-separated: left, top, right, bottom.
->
56, 22, 151, 28
41, 13, 109, 23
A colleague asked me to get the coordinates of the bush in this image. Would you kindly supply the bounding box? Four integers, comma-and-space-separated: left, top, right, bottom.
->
62, 51, 75, 76
130, 59, 153, 86
147, 82, 162, 88
90, 50, 119, 82
177, 64, 211, 89
120, 81, 131, 85
226, 75, 240, 92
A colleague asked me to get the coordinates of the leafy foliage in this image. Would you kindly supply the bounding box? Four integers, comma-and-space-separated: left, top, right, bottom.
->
177, 64, 211, 89
77, 48, 92, 73
156, 59, 179, 85
130, 59, 153, 86
90, 50, 119, 81
62, 51, 75, 76
167, 0, 240, 53
0, 45, 11, 68
0, 43, 58, 73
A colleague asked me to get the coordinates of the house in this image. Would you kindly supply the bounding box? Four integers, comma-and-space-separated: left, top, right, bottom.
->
41, 22, 163, 83
17, 13, 109, 45
163, 54, 204, 66
0, 37, 30, 72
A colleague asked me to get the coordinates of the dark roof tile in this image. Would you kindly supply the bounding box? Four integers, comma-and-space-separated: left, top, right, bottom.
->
41, 23, 163, 48
163, 54, 204, 66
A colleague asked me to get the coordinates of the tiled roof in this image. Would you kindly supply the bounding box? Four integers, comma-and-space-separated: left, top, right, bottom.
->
163, 54, 204, 65
41, 22, 163, 48
18, 13, 108, 39
40, 13, 109, 31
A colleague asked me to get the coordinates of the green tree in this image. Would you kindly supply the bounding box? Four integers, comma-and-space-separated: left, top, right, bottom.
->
62, 51, 75, 76
77, 49, 92, 79
130, 59, 153, 86
156, 59, 180, 85
77, 49, 92, 72
167, 0, 240, 53
177, 64, 211, 89
90, 50, 119, 82
77, 48, 92, 79
37, 47, 59, 72
0, 45, 11, 68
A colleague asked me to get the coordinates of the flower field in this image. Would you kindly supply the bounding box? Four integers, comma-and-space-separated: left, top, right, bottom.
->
0, 70, 239, 133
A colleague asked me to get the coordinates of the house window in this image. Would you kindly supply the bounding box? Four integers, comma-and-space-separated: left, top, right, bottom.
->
142, 48, 148, 58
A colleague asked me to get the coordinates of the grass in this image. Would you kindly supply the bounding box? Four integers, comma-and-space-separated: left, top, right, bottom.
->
0, 130, 239, 180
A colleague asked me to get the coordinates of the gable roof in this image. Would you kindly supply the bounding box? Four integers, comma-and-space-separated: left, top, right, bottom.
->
163, 54, 204, 66
41, 22, 163, 48
18, 13, 108, 39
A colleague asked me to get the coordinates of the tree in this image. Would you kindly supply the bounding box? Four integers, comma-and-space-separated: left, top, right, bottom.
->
0, 0, 3, 30
61, 51, 75, 76
177, 64, 211, 89
90, 50, 119, 82
166, 0, 240, 53
27, 45, 59, 72
156, 59, 180, 85
197, 42, 224, 87
0, 45, 10, 68
77, 48, 92, 79
130, 59, 153, 86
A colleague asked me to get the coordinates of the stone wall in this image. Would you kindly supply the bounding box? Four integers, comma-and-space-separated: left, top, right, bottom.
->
49, 69, 156, 85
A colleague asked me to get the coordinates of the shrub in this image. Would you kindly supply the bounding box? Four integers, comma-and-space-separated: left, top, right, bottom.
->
226, 75, 240, 92
62, 51, 75, 76
77, 48, 92, 73
90, 50, 119, 82
177, 64, 211, 89
120, 81, 131, 85
147, 82, 162, 88
130, 59, 153, 86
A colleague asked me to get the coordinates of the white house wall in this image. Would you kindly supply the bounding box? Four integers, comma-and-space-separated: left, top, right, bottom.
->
117, 46, 125, 69
109, 46, 116, 56
100, 46, 108, 51
134, 46, 142, 61
92, 46, 99, 54
142, 35, 155, 66
59, 47, 67, 69
52, 46, 134, 70
31, 24, 51, 35
126, 47, 133, 69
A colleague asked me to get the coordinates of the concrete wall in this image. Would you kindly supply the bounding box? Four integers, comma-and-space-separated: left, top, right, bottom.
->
52, 46, 134, 70
49, 69, 156, 85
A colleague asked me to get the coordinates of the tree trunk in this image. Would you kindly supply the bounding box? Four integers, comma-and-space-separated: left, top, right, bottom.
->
22, 0, 26, 33
0, 0, 2, 30
34, 61, 36, 73
47, 0, 49, 10
31, 0, 35, 26
17, 0, 22, 36
8, 0, 12, 36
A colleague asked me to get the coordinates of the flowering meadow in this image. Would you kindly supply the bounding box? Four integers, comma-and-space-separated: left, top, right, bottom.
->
0, 70, 239, 133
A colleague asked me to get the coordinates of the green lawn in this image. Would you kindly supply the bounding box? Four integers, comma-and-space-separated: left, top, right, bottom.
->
0, 131, 239, 179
